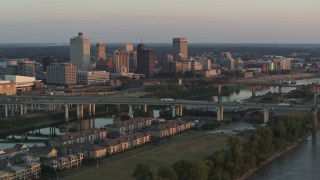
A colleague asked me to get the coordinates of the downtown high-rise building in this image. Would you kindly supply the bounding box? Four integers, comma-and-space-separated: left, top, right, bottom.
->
95, 42, 106, 61
136, 43, 154, 78
112, 50, 130, 73
70, 32, 90, 71
173, 37, 188, 61
47, 63, 77, 85
18, 60, 35, 77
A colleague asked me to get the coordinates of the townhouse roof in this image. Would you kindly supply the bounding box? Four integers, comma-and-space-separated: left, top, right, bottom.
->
50, 128, 107, 142
62, 143, 105, 152
29, 146, 56, 155
105, 117, 153, 128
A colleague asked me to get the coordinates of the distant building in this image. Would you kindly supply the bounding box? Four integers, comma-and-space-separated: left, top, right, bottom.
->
136, 43, 154, 78
95, 42, 106, 61
191, 60, 203, 71
95, 59, 110, 71
42, 57, 56, 72
70, 32, 90, 71
173, 38, 188, 61
5, 65, 18, 75
47, 63, 77, 85
112, 50, 130, 73
18, 60, 35, 77
105, 117, 153, 134
0, 81, 16, 95
125, 43, 134, 53
77, 71, 110, 85
219, 52, 235, 71
5, 75, 38, 92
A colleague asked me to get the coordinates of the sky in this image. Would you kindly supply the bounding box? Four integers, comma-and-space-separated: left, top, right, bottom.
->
1, 0, 320, 43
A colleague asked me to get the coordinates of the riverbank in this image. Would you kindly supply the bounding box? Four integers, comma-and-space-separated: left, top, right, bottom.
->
238, 133, 311, 180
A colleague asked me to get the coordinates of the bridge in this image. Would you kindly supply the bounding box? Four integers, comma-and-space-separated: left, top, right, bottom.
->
0, 94, 318, 132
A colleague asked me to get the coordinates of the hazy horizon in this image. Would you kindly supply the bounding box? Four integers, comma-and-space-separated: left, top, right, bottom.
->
1, 0, 319, 44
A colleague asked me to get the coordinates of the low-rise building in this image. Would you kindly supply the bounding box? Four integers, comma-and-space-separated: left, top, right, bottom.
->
28, 146, 58, 159
49, 128, 107, 147
61, 143, 106, 159
43, 153, 84, 170
147, 120, 192, 139
0, 161, 41, 180
105, 117, 153, 134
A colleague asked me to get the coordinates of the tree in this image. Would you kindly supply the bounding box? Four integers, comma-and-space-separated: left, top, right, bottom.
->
120, 114, 130, 121
172, 159, 194, 180
192, 160, 210, 180
132, 163, 153, 180
158, 166, 177, 180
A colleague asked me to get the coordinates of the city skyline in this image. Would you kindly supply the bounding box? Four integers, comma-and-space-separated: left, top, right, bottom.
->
1, 0, 320, 43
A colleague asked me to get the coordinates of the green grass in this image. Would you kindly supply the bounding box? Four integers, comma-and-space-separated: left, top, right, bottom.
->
64, 132, 228, 180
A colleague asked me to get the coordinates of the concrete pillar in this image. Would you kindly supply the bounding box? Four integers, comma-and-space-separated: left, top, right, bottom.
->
220, 106, 224, 120
278, 85, 282, 94
76, 104, 80, 119
11, 105, 14, 116
172, 105, 176, 117
252, 85, 256, 97
4, 105, 8, 118
176, 106, 180, 116
80, 104, 84, 119
263, 108, 269, 123
92, 104, 96, 116
144, 104, 148, 113
20, 104, 23, 115
216, 107, 221, 122
89, 104, 92, 116
64, 105, 69, 121
180, 106, 183, 116
128, 105, 133, 118
24, 105, 27, 115
218, 83, 222, 103
31, 104, 34, 111
313, 108, 318, 133
116, 104, 121, 117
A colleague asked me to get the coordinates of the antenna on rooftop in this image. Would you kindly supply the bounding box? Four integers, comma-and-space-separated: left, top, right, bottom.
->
140, 36, 143, 43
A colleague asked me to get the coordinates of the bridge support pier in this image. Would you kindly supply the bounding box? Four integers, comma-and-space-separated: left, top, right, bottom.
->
216, 107, 221, 122
89, 104, 92, 116
92, 104, 96, 116
24, 105, 27, 115
11, 105, 14, 116
218, 83, 222, 103
220, 107, 224, 120
144, 104, 148, 113
128, 105, 133, 118
4, 105, 8, 118
278, 85, 282, 94
252, 85, 256, 97
263, 108, 269, 123
20, 104, 23, 115
176, 105, 183, 116
116, 104, 121, 117
313, 108, 318, 133
172, 105, 176, 118
76, 104, 84, 119
64, 104, 69, 121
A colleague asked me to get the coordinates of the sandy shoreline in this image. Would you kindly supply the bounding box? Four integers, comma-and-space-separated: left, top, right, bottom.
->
238, 133, 311, 180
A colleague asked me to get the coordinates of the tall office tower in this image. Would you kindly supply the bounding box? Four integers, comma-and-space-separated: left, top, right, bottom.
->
42, 56, 56, 72
70, 32, 90, 71
95, 42, 106, 60
112, 50, 130, 73
125, 43, 134, 53
173, 37, 188, 61
220, 52, 235, 71
47, 63, 77, 85
18, 60, 35, 77
136, 43, 154, 78
160, 53, 173, 72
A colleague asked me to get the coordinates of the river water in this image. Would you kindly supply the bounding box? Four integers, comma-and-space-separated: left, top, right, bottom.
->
248, 132, 320, 180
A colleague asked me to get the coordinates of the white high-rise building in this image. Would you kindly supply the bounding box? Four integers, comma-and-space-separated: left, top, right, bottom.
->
70, 32, 90, 71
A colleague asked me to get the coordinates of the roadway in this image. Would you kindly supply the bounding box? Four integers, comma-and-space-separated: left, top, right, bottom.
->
0, 95, 315, 111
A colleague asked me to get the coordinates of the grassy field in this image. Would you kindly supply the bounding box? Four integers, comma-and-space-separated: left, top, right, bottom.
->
64, 131, 228, 180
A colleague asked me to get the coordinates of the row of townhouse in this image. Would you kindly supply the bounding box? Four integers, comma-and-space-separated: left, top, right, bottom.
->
105, 117, 153, 134
0, 144, 29, 160
43, 153, 84, 171
147, 120, 192, 139
59, 132, 151, 158
0, 161, 41, 180
49, 128, 107, 147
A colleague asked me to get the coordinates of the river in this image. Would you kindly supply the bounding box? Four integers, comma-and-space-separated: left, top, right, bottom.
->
248, 132, 320, 180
